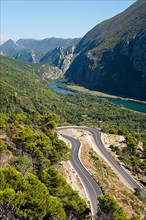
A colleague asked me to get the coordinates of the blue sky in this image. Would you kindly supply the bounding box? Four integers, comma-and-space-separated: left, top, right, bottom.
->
1, 0, 136, 42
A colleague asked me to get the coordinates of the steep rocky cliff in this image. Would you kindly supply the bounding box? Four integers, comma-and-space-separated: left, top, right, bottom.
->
40, 45, 76, 73
66, 0, 146, 100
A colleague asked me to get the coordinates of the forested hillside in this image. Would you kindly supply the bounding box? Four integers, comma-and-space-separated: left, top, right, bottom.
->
0, 56, 146, 219
0, 113, 89, 219
1, 55, 146, 132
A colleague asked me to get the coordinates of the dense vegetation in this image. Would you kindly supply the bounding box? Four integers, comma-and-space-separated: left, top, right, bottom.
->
96, 194, 141, 220
0, 55, 146, 218
1, 56, 146, 132
0, 55, 62, 113
101, 127, 146, 187
0, 113, 89, 219
0, 113, 143, 219
1, 56, 146, 175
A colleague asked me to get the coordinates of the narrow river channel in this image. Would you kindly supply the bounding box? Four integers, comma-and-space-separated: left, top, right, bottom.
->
49, 81, 146, 113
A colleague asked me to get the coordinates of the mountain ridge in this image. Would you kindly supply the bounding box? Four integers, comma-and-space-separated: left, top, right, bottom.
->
0, 37, 80, 70
66, 0, 146, 101
0, 37, 81, 55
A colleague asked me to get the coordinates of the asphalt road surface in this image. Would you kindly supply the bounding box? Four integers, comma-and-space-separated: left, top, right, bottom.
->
60, 133, 103, 216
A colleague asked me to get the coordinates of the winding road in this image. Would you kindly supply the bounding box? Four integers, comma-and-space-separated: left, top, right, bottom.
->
60, 133, 103, 216
57, 126, 146, 216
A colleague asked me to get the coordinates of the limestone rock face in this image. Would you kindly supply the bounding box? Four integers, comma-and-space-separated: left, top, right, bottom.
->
61, 54, 74, 73
38, 64, 63, 80
40, 45, 76, 73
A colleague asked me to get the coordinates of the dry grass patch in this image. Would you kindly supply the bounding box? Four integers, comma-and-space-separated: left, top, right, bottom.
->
81, 141, 146, 218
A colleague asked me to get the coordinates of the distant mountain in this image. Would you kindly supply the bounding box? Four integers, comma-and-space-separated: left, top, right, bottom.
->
0, 37, 80, 70
0, 39, 39, 62
40, 45, 76, 73
0, 39, 22, 56
66, 0, 146, 101
16, 37, 81, 53
0, 37, 81, 61
14, 50, 44, 63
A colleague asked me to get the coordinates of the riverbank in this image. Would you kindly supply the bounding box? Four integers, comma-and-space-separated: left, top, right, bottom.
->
59, 83, 146, 105
49, 81, 146, 113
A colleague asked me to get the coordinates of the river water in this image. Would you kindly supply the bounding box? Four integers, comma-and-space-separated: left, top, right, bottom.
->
49, 81, 146, 113
49, 80, 75, 95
